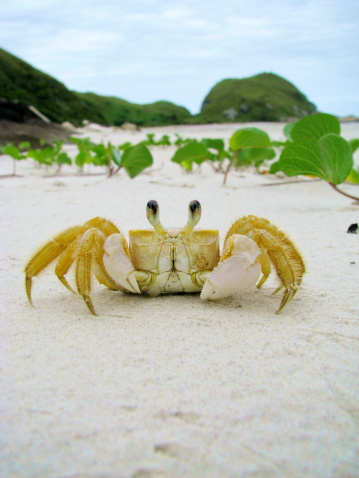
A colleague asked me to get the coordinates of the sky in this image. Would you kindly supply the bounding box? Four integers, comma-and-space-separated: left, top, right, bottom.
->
1, 0, 358, 116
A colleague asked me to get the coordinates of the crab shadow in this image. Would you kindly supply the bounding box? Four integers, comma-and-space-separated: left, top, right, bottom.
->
24, 277, 306, 321
95, 286, 299, 319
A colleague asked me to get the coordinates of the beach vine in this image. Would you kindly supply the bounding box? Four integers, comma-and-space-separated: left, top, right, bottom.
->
270, 113, 359, 202
170, 128, 275, 185
1, 116, 358, 203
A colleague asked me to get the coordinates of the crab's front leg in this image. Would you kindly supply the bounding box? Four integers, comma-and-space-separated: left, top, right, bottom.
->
200, 234, 262, 301
200, 215, 305, 313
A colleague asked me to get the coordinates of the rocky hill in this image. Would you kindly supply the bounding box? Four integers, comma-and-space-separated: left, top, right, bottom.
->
196, 73, 317, 123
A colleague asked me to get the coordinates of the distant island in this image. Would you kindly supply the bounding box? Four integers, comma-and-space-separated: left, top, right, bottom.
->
0, 47, 317, 127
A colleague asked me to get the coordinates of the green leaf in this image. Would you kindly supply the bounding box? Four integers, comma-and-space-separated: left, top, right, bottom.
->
174, 134, 194, 147
201, 138, 225, 152
92, 155, 108, 167
121, 143, 153, 178
277, 134, 353, 184
52, 140, 64, 152
349, 138, 359, 153
291, 113, 340, 141
71, 137, 94, 167
271, 140, 289, 148
28, 147, 55, 165
70, 136, 92, 148
32, 147, 57, 165
56, 152, 72, 166
75, 150, 92, 168
18, 141, 31, 151
90, 143, 109, 166
111, 147, 121, 166
118, 142, 132, 151
346, 168, 359, 184
172, 142, 209, 171
236, 147, 276, 167
318, 134, 353, 183
159, 134, 171, 146
146, 133, 155, 145
283, 121, 297, 141
229, 127, 271, 151
27, 149, 40, 162
91, 143, 106, 155
269, 161, 281, 174
4, 144, 22, 159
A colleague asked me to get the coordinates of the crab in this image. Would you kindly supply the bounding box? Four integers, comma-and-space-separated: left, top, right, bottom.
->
25, 200, 305, 315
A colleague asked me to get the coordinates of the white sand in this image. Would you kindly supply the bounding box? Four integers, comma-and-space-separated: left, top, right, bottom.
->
1, 122, 359, 477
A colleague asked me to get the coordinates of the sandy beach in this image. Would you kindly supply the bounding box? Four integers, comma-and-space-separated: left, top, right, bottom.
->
1, 121, 359, 477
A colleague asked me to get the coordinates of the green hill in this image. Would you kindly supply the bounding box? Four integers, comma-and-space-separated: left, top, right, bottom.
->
0, 48, 317, 126
76, 92, 191, 126
195, 73, 317, 123
0, 48, 191, 126
0, 48, 107, 125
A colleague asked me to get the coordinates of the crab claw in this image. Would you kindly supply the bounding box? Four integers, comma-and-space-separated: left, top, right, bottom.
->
103, 233, 140, 294
201, 235, 261, 300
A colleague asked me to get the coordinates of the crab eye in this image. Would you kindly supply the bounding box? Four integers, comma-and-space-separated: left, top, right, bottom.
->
183, 200, 201, 234
146, 200, 165, 234
189, 200, 201, 212
147, 200, 158, 213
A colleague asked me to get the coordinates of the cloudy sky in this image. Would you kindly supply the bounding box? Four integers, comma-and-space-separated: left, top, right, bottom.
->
1, 0, 358, 116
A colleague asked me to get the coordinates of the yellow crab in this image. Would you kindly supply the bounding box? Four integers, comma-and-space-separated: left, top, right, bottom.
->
25, 200, 305, 315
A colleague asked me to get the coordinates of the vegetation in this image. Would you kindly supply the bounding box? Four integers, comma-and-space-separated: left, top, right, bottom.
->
270, 113, 359, 201
170, 115, 359, 198
1, 113, 358, 203
1, 49, 318, 127
171, 128, 275, 185
0, 137, 153, 179
0, 48, 191, 127
1, 141, 29, 176
195, 73, 317, 123
0, 49, 107, 125
77, 93, 191, 127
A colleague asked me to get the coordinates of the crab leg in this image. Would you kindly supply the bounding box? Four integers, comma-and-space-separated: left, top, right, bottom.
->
255, 247, 272, 289
75, 229, 99, 315
25, 225, 84, 305
54, 237, 81, 293
57, 228, 131, 316
25, 217, 127, 314
224, 215, 305, 313
257, 230, 302, 313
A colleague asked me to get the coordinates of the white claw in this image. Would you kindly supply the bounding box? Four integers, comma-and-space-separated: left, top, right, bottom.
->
200, 235, 261, 301
103, 233, 140, 294
127, 271, 141, 294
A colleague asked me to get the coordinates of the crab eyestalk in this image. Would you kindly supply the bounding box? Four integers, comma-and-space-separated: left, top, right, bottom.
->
183, 200, 201, 234
146, 200, 166, 234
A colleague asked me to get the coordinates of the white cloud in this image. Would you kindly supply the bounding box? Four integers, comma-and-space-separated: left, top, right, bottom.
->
0, 0, 358, 115
45, 29, 123, 54
161, 6, 192, 20
188, 49, 216, 59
